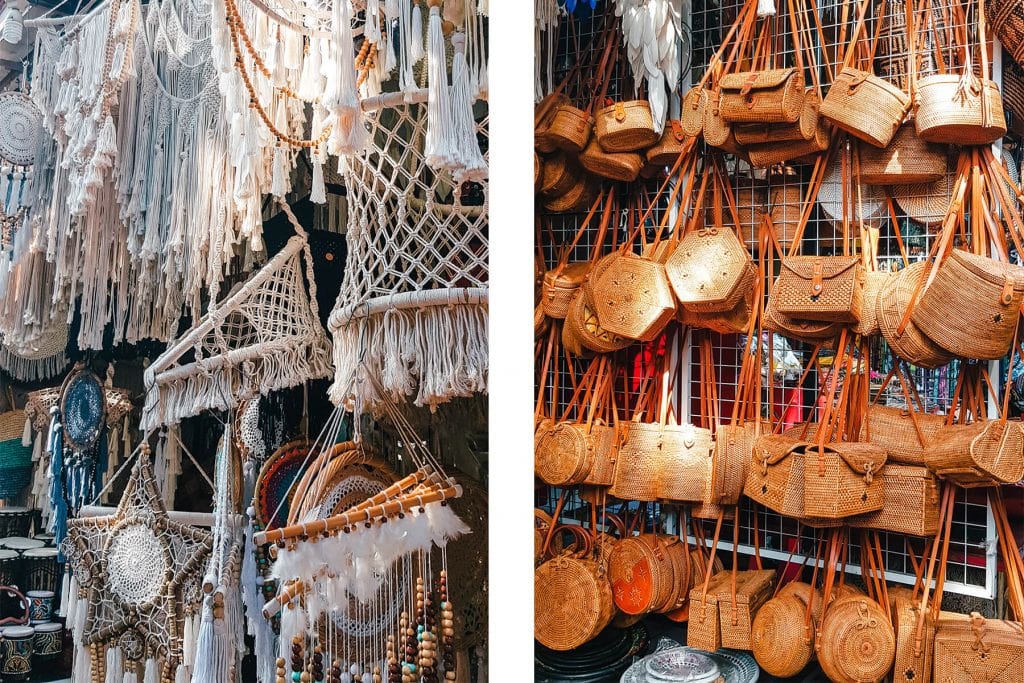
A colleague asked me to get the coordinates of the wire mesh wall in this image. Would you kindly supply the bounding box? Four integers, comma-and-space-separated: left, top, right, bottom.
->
536, 0, 1019, 598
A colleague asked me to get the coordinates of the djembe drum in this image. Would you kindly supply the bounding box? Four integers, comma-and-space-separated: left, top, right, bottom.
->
21, 548, 60, 594
0, 509, 32, 538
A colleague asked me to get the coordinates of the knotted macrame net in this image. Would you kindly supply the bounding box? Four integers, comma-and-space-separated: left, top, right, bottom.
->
328, 100, 488, 410
141, 204, 332, 431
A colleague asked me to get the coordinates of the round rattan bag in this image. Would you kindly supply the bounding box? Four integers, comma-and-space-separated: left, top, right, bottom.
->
817, 595, 896, 683
607, 534, 675, 616
877, 262, 954, 369
818, 154, 887, 229
892, 167, 957, 229
751, 594, 814, 678
535, 554, 614, 651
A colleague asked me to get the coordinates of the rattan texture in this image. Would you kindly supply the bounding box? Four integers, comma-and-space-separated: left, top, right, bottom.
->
860, 404, 944, 466
610, 422, 662, 502
853, 270, 890, 336
858, 124, 947, 185
927, 420, 1024, 487
710, 422, 756, 505
534, 554, 613, 651
820, 67, 910, 148
892, 595, 933, 683
877, 262, 955, 368
0, 92, 41, 167
534, 422, 595, 486
655, 424, 714, 503
914, 76, 1005, 145
666, 226, 753, 313
933, 614, 1024, 681
566, 289, 630, 354
717, 569, 775, 650
594, 100, 659, 152
579, 138, 643, 182
687, 571, 729, 652
818, 595, 896, 683
751, 594, 813, 678
818, 154, 887, 227
719, 69, 805, 124
988, 0, 1024, 68
851, 463, 940, 536
892, 167, 958, 228
329, 101, 488, 410
912, 250, 1024, 360
774, 256, 864, 324
802, 444, 885, 519
591, 254, 676, 341
607, 534, 673, 616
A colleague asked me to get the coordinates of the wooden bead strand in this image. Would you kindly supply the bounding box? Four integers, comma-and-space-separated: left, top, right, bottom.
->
439, 570, 456, 681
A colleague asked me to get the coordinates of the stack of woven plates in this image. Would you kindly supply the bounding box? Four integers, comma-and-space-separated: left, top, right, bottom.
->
620, 647, 758, 683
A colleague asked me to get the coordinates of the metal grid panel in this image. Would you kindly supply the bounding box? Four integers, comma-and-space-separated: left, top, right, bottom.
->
535, 0, 1011, 598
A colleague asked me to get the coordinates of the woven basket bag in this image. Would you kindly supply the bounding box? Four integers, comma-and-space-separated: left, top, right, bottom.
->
914, 76, 1005, 145
718, 68, 806, 124
774, 256, 865, 324
859, 405, 945, 465
926, 420, 1024, 488
546, 103, 593, 153
565, 289, 631, 355
751, 594, 815, 677
542, 262, 592, 319
687, 570, 730, 652
743, 434, 842, 527
912, 250, 1024, 360
678, 273, 755, 334
591, 253, 676, 342
579, 137, 644, 182
534, 421, 595, 486
849, 463, 940, 536
536, 93, 570, 153
655, 423, 715, 503
821, 67, 911, 147
681, 88, 708, 137
802, 442, 887, 519
708, 422, 757, 505
535, 554, 615, 651
543, 177, 599, 214
734, 90, 820, 145
646, 120, 688, 167
777, 581, 823, 626
891, 594, 934, 683
561, 317, 593, 358
703, 95, 743, 155
718, 569, 776, 650
609, 421, 662, 502
594, 100, 660, 153
607, 534, 675, 615
877, 262, 955, 369
891, 167, 956, 229
859, 123, 947, 185
817, 595, 896, 683
853, 270, 890, 337
659, 535, 692, 614
764, 291, 844, 343
746, 119, 830, 169
665, 225, 755, 313
988, 0, 1024, 68
539, 154, 583, 199
933, 613, 1024, 682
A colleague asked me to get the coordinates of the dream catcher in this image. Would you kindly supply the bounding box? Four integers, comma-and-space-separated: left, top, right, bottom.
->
62, 446, 213, 683
46, 365, 118, 549
23, 371, 132, 529
253, 380, 468, 683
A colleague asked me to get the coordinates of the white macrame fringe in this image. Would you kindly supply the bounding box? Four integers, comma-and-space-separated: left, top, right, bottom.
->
144, 658, 159, 683
310, 151, 326, 204
0, 346, 67, 382
424, 5, 454, 170
329, 303, 488, 409
190, 597, 229, 683
106, 645, 124, 683
449, 33, 487, 183
411, 3, 424, 62
757, 0, 777, 16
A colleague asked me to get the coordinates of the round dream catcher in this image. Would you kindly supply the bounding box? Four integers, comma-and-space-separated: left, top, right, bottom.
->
254, 440, 312, 530
0, 92, 41, 167
60, 367, 106, 452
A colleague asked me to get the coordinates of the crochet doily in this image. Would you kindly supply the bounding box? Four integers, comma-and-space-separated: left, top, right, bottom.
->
0, 92, 41, 166
106, 523, 168, 604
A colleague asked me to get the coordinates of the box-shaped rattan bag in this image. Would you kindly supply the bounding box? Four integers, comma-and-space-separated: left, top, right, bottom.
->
850, 464, 940, 537
933, 613, 1024, 682
803, 442, 887, 519
926, 420, 1024, 488
774, 256, 865, 323
655, 423, 714, 503
859, 404, 947, 466
719, 68, 805, 124
687, 571, 731, 652
717, 569, 776, 650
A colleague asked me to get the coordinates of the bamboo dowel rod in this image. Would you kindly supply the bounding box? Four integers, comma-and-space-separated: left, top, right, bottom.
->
77, 505, 244, 528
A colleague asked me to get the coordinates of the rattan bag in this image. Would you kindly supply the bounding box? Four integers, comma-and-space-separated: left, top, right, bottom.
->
666, 225, 755, 314
718, 569, 776, 650
591, 252, 676, 342
803, 442, 887, 519
708, 421, 757, 505
932, 613, 1024, 682
534, 553, 615, 651
925, 419, 1024, 488
817, 595, 896, 683
892, 594, 934, 683
594, 100, 660, 153
860, 404, 946, 465
752, 594, 815, 677
773, 256, 865, 324
850, 463, 940, 536
858, 124, 947, 185
719, 68, 806, 124
607, 534, 676, 616
579, 137, 644, 182
877, 262, 955, 369
646, 120, 689, 167
821, 67, 910, 148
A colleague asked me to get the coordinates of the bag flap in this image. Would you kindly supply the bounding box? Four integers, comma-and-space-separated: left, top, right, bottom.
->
781, 256, 859, 281
721, 68, 798, 93
831, 442, 888, 478
752, 434, 803, 466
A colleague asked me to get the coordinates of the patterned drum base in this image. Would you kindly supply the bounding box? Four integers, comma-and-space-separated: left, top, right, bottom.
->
106, 524, 167, 605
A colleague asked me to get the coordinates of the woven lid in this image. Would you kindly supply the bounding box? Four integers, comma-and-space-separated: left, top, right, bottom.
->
827, 442, 888, 476
666, 227, 752, 306
948, 250, 1024, 290
545, 262, 592, 290
751, 595, 814, 678
535, 555, 611, 651
591, 254, 676, 341
781, 256, 859, 281
535, 422, 589, 486
721, 68, 801, 92
0, 92, 41, 167
818, 595, 896, 683
877, 262, 954, 368
753, 434, 804, 467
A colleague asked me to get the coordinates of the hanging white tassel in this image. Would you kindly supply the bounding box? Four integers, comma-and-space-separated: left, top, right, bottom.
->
326, 0, 362, 155
123, 671, 138, 683
190, 596, 228, 683
298, 39, 323, 100
757, 0, 777, 17
182, 610, 196, 668
283, 30, 303, 70
310, 150, 326, 204
58, 569, 72, 617
106, 645, 124, 683
143, 658, 159, 683
96, 115, 117, 161
424, 4, 454, 170
411, 3, 424, 63
174, 664, 188, 683
271, 146, 287, 197
22, 417, 32, 447
384, 0, 399, 75
449, 32, 486, 183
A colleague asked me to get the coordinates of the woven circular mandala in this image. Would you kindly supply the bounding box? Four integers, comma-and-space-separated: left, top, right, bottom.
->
320, 469, 389, 517
106, 524, 167, 605
0, 92, 41, 167
254, 440, 311, 530
61, 368, 106, 451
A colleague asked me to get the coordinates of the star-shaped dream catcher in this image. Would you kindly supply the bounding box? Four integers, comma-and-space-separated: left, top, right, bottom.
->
62, 447, 213, 683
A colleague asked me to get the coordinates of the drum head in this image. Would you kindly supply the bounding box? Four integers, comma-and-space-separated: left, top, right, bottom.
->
2, 626, 33, 638
33, 622, 60, 633
22, 548, 56, 559
0, 538, 42, 551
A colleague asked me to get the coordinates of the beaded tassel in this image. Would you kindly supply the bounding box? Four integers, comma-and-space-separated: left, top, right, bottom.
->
439, 571, 456, 681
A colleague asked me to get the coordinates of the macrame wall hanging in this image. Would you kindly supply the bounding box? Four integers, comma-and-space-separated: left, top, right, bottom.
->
140, 201, 332, 432
254, 382, 469, 683
62, 446, 213, 683
328, 97, 488, 412
23, 369, 133, 529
